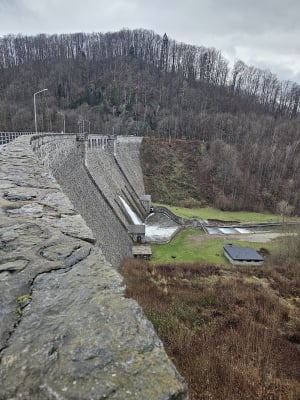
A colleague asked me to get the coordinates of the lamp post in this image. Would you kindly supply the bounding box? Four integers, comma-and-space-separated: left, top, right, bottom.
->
78, 117, 83, 134
85, 119, 90, 134
58, 111, 65, 133
34, 88, 48, 133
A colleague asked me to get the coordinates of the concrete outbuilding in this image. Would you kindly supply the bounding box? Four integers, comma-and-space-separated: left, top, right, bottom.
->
132, 245, 152, 260
128, 224, 146, 243
224, 244, 264, 266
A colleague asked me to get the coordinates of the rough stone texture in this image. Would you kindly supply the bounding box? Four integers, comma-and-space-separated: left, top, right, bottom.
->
31, 134, 132, 267
0, 136, 188, 400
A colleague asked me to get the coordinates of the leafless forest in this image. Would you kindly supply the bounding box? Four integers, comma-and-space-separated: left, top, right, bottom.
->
1, 29, 300, 212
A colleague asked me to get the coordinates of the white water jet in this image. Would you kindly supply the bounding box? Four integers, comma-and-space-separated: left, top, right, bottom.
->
119, 196, 181, 243
144, 212, 180, 243
119, 196, 142, 225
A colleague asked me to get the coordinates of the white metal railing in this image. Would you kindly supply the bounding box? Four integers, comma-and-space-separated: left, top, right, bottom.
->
0, 132, 35, 145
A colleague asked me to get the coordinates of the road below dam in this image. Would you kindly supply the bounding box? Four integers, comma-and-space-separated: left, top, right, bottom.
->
0, 134, 188, 400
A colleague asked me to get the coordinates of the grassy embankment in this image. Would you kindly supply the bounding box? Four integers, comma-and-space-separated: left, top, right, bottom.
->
151, 205, 278, 264
151, 227, 275, 264
154, 203, 280, 223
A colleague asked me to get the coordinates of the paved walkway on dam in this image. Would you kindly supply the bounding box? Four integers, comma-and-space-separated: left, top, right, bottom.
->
0, 136, 188, 400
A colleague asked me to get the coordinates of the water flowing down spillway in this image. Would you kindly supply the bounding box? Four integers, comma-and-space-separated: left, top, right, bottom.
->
119, 196, 180, 243
119, 196, 142, 224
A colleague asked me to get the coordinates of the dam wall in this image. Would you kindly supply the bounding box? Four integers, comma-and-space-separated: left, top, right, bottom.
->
114, 136, 145, 197
115, 136, 145, 196
85, 146, 146, 226
31, 133, 133, 267
0, 135, 188, 399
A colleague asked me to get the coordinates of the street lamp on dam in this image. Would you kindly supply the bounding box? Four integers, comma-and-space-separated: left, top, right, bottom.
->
34, 88, 48, 133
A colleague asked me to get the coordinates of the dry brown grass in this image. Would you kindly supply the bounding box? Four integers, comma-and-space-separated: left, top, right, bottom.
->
122, 260, 300, 400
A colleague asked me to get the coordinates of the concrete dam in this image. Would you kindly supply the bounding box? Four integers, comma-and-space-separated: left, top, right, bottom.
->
0, 133, 188, 400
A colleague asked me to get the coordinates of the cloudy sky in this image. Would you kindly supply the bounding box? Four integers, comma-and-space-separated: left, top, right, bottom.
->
1, 0, 299, 83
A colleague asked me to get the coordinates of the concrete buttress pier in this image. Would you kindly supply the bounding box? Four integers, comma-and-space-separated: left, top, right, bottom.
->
0, 135, 188, 400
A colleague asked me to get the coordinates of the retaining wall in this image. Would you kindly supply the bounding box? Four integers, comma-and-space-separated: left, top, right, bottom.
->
154, 206, 203, 228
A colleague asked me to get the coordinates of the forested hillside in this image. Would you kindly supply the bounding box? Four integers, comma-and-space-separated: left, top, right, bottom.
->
141, 137, 300, 214
1, 29, 300, 213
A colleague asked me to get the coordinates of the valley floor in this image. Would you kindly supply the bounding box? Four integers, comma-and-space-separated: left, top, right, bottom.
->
123, 205, 300, 400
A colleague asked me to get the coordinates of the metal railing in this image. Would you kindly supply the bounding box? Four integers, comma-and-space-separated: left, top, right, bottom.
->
0, 132, 35, 145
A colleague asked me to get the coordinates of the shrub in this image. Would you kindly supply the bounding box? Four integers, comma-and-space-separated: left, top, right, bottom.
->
122, 259, 300, 400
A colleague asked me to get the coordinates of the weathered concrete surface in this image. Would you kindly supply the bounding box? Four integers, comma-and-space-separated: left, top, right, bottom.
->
115, 136, 145, 197
32, 134, 133, 267
86, 148, 146, 226
0, 136, 188, 399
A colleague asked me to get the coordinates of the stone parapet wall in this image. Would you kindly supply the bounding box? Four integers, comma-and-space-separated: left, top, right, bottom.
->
0, 135, 188, 400
31, 133, 77, 171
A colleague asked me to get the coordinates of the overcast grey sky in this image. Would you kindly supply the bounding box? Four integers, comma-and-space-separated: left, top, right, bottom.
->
0, 0, 299, 83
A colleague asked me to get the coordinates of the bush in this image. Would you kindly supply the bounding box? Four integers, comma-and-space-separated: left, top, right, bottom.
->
122, 259, 300, 400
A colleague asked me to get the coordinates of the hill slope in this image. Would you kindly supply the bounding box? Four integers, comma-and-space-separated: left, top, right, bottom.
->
1, 29, 300, 213
141, 136, 300, 214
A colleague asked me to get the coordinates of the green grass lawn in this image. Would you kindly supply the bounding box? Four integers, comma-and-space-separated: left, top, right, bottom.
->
154, 203, 280, 223
151, 228, 275, 264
